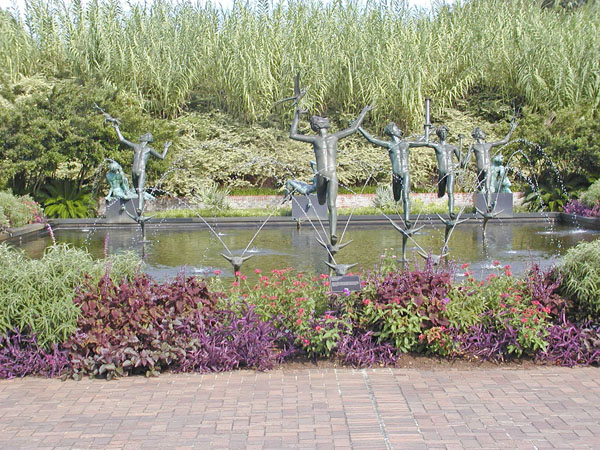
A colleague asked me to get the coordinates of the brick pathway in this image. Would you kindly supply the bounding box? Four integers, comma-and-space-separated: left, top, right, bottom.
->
1, 367, 599, 449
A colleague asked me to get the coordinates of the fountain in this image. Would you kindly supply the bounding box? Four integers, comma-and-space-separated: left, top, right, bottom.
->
8, 89, 592, 284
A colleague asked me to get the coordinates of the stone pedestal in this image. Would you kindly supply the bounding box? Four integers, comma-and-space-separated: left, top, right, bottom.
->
291, 194, 328, 221
473, 193, 513, 217
105, 198, 139, 223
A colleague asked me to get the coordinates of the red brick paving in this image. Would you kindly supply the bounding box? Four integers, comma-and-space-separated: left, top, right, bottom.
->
1, 367, 599, 449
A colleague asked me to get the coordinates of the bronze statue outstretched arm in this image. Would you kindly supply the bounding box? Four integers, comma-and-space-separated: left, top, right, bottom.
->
358, 126, 388, 148
491, 119, 518, 148
289, 108, 315, 143
149, 141, 172, 160
112, 124, 135, 148
334, 105, 373, 139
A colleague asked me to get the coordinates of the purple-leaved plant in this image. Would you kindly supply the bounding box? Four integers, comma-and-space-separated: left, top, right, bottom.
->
0, 330, 70, 379
336, 331, 399, 368
563, 200, 600, 217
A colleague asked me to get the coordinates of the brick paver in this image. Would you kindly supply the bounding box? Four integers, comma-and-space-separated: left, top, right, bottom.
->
1, 367, 599, 449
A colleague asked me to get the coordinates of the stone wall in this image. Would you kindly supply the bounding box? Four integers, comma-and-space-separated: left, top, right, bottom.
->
98, 192, 523, 213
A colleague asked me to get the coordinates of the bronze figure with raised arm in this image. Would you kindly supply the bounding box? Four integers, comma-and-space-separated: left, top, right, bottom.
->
289, 105, 372, 244
111, 123, 171, 215
462, 119, 518, 197
422, 125, 462, 219
358, 122, 426, 227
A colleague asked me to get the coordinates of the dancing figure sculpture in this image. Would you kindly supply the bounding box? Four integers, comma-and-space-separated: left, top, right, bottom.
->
462, 120, 517, 203
289, 105, 372, 245
423, 126, 463, 219
359, 123, 426, 228
111, 124, 171, 215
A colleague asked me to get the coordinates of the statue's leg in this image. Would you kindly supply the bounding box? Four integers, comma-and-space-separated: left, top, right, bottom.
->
136, 172, 146, 214
402, 172, 411, 225
477, 170, 486, 193
328, 177, 338, 245
447, 172, 455, 218
483, 169, 492, 209
437, 174, 447, 199
392, 173, 402, 202
316, 175, 327, 205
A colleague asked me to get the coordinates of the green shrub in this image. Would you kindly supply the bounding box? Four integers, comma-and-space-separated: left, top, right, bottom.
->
560, 239, 600, 321
38, 179, 95, 219
0, 243, 141, 348
580, 179, 600, 207
0, 191, 43, 228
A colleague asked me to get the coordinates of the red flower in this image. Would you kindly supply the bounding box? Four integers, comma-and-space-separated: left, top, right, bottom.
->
363, 299, 371, 306
461, 263, 470, 269
493, 260, 500, 266
315, 326, 322, 331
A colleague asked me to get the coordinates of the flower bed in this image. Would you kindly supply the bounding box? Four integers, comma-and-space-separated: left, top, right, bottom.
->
1, 240, 599, 380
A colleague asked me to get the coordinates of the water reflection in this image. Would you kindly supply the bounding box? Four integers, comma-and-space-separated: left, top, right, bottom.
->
17, 222, 599, 280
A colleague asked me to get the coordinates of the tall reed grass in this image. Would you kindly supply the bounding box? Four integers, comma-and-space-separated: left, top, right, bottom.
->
0, 0, 598, 124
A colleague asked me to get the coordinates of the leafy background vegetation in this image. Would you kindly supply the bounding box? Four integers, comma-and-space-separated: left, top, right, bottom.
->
0, 0, 599, 214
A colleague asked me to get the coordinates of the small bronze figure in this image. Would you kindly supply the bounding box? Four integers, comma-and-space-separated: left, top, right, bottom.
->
490, 155, 512, 194
284, 161, 319, 199
105, 161, 137, 201
289, 105, 372, 245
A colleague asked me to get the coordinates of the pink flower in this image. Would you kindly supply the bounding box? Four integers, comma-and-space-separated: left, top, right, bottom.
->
461, 263, 470, 269
493, 260, 500, 266
320, 273, 329, 279
297, 308, 304, 316
254, 269, 261, 274
302, 339, 310, 346
323, 281, 330, 287
235, 271, 241, 277
363, 299, 371, 306
315, 326, 322, 331
240, 275, 247, 281
231, 281, 239, 287
521, 317, 528, 323
296, 319, 302, 325
214, 269, 221, 275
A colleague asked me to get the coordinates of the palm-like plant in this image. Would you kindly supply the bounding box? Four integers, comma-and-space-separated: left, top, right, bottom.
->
38, 179, 93, 219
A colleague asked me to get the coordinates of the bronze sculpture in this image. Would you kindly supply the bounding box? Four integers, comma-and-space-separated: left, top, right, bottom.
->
490, 154, 512, 194
105, 161, 137, 201
422, 126, 462, 219
111, 124, 171, 215
284, 161, 318, 198
358, 123, 425, 227
463, 120, 517, 196
289, 105, 372, 244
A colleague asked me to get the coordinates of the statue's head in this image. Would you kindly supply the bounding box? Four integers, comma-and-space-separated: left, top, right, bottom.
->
310, 116, 330, 132
436, 125, 449, 140
471, 127, 486, 140
384, 122, 403, 138
492, 155, 504, 166
140, 132, 154, 143
108, 161, 121, 172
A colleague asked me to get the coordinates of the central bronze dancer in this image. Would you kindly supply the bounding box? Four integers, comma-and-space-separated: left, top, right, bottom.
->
289, 105, 372, 245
